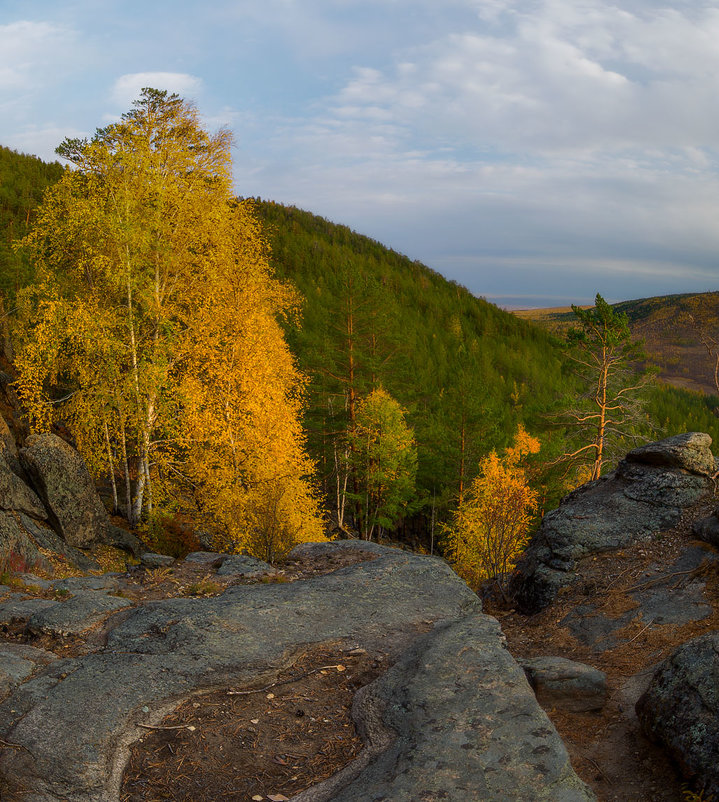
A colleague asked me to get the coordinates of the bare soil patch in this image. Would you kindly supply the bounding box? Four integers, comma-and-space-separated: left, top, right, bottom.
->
120, 644, 388, 802
489, 497, 719, 801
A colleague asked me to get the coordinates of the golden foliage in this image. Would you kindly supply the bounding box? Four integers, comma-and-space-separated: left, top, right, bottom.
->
14, 89, 324, 557
446, 425, 540, 593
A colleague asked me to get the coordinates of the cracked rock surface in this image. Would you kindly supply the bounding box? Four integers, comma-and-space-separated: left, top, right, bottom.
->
0, 541, 594, 801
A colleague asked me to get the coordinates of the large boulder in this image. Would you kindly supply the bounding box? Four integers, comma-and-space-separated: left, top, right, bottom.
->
512, 433, 714, 613
20, 433, 110, 549
0, 451, 46, 520
636, 631, 719, 797
0, 542, 594, 801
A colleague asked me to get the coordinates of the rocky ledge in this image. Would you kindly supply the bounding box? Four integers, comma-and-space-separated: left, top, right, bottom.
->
511, 432, 715, 613
0, 541, 594, 802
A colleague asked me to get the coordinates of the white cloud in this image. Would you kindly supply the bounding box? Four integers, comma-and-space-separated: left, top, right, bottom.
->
0, 20, 78, 92
111, 73, 204, 110
3, 123, 88, 162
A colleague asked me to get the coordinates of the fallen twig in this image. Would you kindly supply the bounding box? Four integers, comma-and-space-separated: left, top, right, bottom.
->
624, 564, 709, 594
625, 621, 653, 645
136, 723, 196, 732
227, 665, 345, 696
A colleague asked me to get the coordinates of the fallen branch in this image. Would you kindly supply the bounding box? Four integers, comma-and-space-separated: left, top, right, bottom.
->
227, 665, 345, 696
625, 564, 709, 594
136, 723, 196, 732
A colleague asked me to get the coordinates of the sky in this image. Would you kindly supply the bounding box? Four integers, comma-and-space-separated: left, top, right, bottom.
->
2, 1, 719, 308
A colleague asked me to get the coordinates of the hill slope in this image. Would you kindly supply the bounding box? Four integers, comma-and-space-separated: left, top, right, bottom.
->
1, 148, 718, 543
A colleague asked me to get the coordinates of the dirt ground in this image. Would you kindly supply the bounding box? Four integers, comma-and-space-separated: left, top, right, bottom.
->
487, 498, 719, 802
120, 644, 388, 802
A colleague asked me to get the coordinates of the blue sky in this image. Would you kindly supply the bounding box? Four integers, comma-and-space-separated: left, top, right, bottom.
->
3, 1, 719, 308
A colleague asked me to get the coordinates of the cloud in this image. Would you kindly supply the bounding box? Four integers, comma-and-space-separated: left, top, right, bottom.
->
111, 73, 204, 110
0, 20, 79, 92
321, 1, 719, 156
3, 123, 88, 162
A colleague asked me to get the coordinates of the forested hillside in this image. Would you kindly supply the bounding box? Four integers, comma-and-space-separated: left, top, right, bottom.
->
0, 145, 64, 300
256, 201, 719, 541
2, 144, 718, 552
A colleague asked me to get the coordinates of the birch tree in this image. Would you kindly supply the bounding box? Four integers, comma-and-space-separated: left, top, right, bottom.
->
15, 89, 323, 553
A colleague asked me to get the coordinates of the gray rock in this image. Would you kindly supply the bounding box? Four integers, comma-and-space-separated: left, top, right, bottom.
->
0, 543, 592, 802
519, 656, 608, 713
0, 511, 48, 574
19, 513, 100, 571
0, 450, 46, 519
51, 574, 123, 594
105, 524, 144, 558
0, 412, 17, 460
20, 433, 110, 549
636, 631, 719, 797
15, 573, 53, 590
216, 554, 274, 577
183, 550, 227, 566
0, 597, 58, 625
0, 643, 56, 698
560, 545, 715, 652
28, 591, 133, 637
512, 433, 713, 613
139, 552, 174, 569
560, 605, 637, 652
626, 432, 715, 476
299, 617, 594, 802
693, 510, 719, 548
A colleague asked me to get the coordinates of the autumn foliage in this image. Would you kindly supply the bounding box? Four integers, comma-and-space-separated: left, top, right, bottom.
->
14, 89, 324, 557
446, 425, 539, 595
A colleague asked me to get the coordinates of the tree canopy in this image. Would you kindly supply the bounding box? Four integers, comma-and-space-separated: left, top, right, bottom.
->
14, 89, 323, 555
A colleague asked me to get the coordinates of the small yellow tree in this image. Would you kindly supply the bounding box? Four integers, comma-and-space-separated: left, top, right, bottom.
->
447, 425, 540, 597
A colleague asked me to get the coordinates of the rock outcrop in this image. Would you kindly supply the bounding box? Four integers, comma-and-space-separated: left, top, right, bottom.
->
0, 541, 595, 802
512, 433, 714, 613
20, 432, 111, 550
636, 631, 719, 798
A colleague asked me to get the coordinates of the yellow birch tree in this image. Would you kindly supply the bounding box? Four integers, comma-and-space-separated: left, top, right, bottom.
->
15, 88, 323, 555
447, 425, 539, 597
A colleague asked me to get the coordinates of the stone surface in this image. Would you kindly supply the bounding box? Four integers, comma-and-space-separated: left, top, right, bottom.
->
519, 656, 608, 713
0, 542, 593, 802
20, 432, 110, 549
28, 591, 133, 637
0, 511, 48, 574
183, 550, 227, 566
626, 432, 716, 476
51, 574, 123, 594
560, 545, 715, 652
298, 617, 594, 802
693, 509, 719, 548
18, 513, 99, 571
0, 597, 58, 625
636, 631, 719, 797
0, 642, 56, 698
140, 552, 175, 569
512, 433, 713, 613
0, 451, 46, 519
216, 554, 274, 577
105, 525, 144, 557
